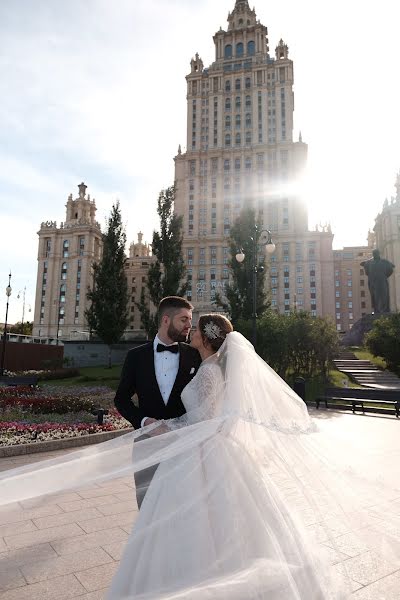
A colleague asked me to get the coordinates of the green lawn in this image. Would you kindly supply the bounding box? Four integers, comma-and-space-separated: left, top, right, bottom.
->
40, 365, 123, 390
346, 346, 387, 370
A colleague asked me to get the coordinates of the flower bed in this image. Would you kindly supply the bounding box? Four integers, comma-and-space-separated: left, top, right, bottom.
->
0, 386, 130, 446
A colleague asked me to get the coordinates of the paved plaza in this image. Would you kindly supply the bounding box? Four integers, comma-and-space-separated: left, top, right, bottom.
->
0, 411, 399, 599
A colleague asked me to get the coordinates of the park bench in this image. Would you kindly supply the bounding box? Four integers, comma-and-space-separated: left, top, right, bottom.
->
0, 376, 38, 388
316, 387, 400, 418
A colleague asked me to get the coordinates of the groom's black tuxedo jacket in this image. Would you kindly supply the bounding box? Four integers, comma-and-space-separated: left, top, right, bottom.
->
114, 341, 202, 430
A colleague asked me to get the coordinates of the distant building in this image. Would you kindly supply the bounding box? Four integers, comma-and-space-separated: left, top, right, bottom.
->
125, 232, 155, 338
333, 236, 374, 332
32, 183, 102, 340
173, 0, 335, 320
374, 173, 400, 312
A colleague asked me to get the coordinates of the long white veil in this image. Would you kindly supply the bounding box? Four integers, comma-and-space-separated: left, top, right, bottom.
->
1, 332, 400, 599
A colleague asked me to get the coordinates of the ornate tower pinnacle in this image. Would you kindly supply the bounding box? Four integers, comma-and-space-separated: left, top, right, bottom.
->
395, 171, 400, 201
228, 0, 256, 31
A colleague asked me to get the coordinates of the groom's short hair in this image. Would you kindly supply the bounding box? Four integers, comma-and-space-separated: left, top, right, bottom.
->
158, 296, 194, 323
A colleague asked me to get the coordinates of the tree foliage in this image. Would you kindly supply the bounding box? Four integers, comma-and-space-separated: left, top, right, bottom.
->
215, 208, 269, 325
9, 321, 33, 335
236, 310, 339, 381
86, 202, 129, 366
365, 313, 400, 374
136, 186, 187, 337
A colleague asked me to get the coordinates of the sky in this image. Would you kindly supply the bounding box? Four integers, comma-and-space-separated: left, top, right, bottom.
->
0, 0, 399, 324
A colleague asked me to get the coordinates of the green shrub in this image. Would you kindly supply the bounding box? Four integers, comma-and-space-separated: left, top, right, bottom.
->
365, 314, 400, 374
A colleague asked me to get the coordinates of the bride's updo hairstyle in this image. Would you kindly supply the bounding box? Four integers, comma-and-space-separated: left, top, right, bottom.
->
198, 314, 233, 352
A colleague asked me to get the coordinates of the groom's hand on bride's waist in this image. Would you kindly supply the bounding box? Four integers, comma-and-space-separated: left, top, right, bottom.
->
143, 417, 158, 427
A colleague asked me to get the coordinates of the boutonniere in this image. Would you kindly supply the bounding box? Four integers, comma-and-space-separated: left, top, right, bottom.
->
190, 367, 196, 375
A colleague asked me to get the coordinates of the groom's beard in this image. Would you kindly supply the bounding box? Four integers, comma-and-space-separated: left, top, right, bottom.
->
167, 322, 189, 343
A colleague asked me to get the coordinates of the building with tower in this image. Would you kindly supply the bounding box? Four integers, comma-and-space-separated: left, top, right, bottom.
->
32, 183, 102, 340
373, 173, 400, 312
174, 0, 335, 321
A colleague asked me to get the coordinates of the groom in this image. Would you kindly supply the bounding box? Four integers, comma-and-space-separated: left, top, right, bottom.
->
114, 296, 201, 507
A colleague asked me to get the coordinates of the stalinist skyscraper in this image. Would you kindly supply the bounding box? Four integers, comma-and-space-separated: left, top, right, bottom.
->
174, 0, 334, 320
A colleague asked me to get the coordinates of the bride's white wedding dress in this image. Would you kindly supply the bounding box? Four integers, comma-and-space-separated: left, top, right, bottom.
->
1, 332, 399, 599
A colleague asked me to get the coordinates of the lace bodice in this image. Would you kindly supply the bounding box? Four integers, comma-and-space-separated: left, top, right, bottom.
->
181, 361, 224, 424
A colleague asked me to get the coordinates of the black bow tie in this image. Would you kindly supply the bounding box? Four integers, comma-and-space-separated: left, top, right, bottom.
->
157, 343, 179, 354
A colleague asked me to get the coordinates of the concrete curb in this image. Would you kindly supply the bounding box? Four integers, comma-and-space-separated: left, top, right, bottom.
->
0, 427, 134, 458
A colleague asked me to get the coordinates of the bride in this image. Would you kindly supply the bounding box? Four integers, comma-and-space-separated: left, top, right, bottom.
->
1, 314, 400, 599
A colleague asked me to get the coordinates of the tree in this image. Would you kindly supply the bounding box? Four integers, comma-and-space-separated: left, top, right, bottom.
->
215, 208, 269, 325
365, 313, 400, 374
86, 202, 129, 367
136, 186, 187, 337
9, 321, 33, 335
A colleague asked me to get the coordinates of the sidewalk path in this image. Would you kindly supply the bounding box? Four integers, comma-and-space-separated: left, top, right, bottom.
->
0, 412, 399, 599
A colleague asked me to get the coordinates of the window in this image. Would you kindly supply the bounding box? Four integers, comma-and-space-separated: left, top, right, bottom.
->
225, 134, 231, 147
236, 43, 244, 57
245, 95, 251, 108
336, 313, 341, 320
61, 262, 68, 280
335, 280, 340, 287
225, 80, 231, 92
224, 45, 232, 59
225, 97, 231, 111
235, 96, 241, 110
348, 291, 353, 298
245, 77, 251, 89
348, 302, 353, 309
224, 159, 230, 171
336, 302, 340, 309
235, 78, 241, 90
62, 240, 69, 258
225, 115, 231, 129
349, 313, 354, 320
247, 41, 255, 56
335, 291, 340, 297
235, 133, 241, 146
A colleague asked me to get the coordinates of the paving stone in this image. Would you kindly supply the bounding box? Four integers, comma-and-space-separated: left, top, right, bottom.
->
78, 512, 137, 534
51, 527, 129, 556
57, 496, 118, 513
74, 562, 118, 592
33, 508, 103, 530
0, 573, 86, 600
0, 505, 63, 526
0, 521, 37, 539
0, 567, 26, 593
351, 570, 400, 599
21, 547, 113, 584
0, 543, 58, 568
112, 491, 135, 502
4, 523, 84, 550
101, 540, 127, 561
96, 501, 135, 517
20, 493, 83, 510
73, 589, 107, 599
77, 486, 131, 500
338, 551, 399, 586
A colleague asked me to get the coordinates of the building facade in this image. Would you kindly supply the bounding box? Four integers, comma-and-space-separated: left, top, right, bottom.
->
33, 183, 102, 340
125, 232, 155, 338
333, 238, 374, 333
374, 173, 400, 312
174, 0, 335, 320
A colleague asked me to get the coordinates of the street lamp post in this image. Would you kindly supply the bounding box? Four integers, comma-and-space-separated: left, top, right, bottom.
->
17, 286, 31, 334
0, 272, 12, 376
236, 226, 275, 349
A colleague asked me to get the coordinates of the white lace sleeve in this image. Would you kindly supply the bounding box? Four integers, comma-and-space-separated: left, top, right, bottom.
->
183, 363, 224, 424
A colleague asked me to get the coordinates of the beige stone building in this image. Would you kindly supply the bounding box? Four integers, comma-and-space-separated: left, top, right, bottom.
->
374, 173, 400, 312
174, 0, 335, 320
33, 183, 102, 340
333, 238, 374, 333
125, 232, 155, 338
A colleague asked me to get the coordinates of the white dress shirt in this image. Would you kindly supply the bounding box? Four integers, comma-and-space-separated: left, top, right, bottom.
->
140, 335, 180, 428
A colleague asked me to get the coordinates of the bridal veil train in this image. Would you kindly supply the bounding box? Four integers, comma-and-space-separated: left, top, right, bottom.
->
1, 332, 399, 599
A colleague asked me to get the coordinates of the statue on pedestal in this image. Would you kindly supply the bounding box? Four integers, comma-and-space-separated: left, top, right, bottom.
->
361, 249, 395, 314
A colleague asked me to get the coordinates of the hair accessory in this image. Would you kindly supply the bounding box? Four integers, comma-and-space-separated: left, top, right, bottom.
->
203, 321, 222, 340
